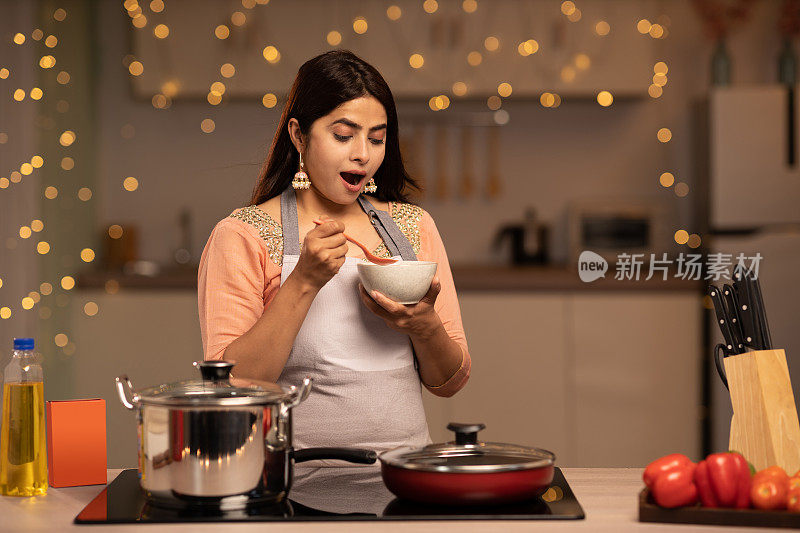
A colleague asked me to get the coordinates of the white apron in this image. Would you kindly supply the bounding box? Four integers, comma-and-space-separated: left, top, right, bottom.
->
275, 188, 431, 484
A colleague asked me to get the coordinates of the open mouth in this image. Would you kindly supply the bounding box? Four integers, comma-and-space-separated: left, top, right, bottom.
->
340, 172, 365, 186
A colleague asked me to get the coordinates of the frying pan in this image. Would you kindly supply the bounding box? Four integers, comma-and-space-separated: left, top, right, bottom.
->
379, 423, 555, 506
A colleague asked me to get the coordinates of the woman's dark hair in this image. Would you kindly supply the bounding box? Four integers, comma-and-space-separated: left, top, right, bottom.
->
250, 50, 419, 205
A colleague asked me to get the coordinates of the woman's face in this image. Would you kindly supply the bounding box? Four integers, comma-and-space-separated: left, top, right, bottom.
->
297, 95, 388, 204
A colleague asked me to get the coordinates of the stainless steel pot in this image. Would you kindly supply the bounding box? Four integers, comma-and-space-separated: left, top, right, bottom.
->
115, 361, 376, 509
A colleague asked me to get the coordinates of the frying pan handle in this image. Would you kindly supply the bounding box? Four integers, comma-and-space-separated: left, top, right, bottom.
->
293, 447, 377, 464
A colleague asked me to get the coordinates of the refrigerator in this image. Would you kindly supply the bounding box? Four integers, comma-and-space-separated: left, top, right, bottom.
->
707, 86, 800, 453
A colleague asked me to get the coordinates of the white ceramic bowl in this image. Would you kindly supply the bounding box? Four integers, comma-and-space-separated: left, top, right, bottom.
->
357, 261, 438, 304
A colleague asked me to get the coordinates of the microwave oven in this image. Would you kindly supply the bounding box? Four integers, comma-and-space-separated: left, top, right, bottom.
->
567, 199, 673, 266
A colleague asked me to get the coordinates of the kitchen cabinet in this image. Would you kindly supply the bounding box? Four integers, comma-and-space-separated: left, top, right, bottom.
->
570, 293, 701, 467
422, 294, 570, 455
424, 291, 702, 467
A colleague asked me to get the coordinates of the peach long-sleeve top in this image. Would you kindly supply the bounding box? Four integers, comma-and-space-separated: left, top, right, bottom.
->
198, 201, 471, 396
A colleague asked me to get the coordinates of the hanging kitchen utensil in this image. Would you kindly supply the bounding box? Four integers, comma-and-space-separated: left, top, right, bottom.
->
722, 283, 746, 353
400, 124, 425, 201
459, 125, 474, 198
708, 284, 737, 355
435, 124, 448, 200
379, 423, 555, 506
486, 126, 502, 198
115, 361, 376, 509
415, 123, 426, 199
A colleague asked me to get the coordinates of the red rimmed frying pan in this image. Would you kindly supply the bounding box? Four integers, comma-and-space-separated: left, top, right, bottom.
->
379, 423, 556, 506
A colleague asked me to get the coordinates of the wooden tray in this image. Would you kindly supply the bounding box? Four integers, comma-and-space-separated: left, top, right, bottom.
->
639, 489, 800, 529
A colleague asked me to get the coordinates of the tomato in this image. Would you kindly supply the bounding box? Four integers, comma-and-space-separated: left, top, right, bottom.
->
789, 476, 800, 492
751, 478, 788, 511
788, 488, 800, 512
753, 465, 789, 485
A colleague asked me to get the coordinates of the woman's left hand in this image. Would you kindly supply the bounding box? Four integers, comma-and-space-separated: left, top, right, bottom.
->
358, 276, 442, 339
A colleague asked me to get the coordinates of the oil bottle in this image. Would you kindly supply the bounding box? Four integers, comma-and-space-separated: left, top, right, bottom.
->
0, 338, 47, 496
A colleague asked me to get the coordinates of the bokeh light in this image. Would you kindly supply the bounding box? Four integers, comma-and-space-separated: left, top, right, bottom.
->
597, 91, 613, 107
201, 118, 216, 133
327, 31, 342, 45
262, 93, 277, 108
61, 276, 75, 290
674, 230, 689, 245
353, 17, 368, 34
108, 225, 124, 239
84, 302, 99, 317
123, 177, 139, 191
80, 248, 95, 262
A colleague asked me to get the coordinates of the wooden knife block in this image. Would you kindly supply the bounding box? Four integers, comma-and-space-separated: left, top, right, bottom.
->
724, 348, 800, 473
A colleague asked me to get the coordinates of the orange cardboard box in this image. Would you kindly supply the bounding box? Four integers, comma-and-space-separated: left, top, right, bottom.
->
46, 399, 107, 487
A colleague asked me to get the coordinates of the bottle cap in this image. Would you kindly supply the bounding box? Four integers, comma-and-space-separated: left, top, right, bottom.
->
13, 338, 34, 350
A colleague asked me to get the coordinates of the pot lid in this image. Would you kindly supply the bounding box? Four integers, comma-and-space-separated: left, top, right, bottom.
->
379, 423, 555, 473
133, 361, 296, 407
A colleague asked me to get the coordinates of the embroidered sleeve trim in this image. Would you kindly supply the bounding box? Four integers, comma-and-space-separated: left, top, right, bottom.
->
228, 206, 284, 267
229, 202, 422, 265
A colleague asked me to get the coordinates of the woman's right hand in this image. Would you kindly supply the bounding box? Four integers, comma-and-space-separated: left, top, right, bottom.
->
292, 218, 348, 291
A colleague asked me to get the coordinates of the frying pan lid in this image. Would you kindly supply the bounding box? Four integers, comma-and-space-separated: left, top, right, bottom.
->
379, 423, 555, 473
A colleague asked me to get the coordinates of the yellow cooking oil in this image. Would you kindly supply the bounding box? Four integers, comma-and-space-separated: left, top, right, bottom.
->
0, 382, 48, 496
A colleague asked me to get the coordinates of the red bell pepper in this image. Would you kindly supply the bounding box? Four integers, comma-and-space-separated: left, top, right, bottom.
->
694, 452, 751, 508
651, 463, 699, 508
643, 453, 694, 489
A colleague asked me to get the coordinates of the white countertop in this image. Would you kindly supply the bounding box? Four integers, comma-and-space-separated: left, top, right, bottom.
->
0, 468, 780, 532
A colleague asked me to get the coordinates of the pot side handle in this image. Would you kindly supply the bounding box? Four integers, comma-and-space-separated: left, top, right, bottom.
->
286, 377, 313, 409
115, 375, 137, 410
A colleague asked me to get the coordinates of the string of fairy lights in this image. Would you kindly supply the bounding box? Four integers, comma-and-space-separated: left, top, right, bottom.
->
0, 0, 699, 351
0, 6, 98, 356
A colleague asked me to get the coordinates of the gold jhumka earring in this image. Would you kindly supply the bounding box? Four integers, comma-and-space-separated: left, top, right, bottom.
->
292, 152, 310, 190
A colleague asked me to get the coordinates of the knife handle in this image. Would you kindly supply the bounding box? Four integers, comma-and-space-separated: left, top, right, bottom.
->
733, 272, 759, 350
708, 285, 737, 355
751, 276, 773, 350
743, 272, 765, 350
721, 284, 745, 354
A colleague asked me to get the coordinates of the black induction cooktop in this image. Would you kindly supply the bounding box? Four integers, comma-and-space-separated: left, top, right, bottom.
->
74, 467, 584, 523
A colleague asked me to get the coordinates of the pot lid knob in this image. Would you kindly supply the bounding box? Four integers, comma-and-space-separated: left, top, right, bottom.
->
447, 422, 486, 445
194, 360, 234, 383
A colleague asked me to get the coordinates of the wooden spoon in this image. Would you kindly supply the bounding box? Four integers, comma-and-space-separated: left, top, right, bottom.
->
313, 219, 398, 265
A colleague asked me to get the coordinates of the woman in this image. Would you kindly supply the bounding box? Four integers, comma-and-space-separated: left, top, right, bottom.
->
198, 50, 471, 480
